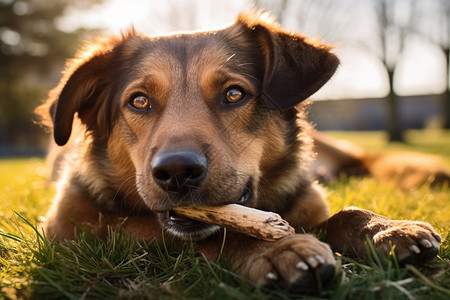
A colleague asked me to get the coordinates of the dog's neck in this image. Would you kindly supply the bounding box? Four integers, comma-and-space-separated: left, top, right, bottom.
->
255, 106, 315, 214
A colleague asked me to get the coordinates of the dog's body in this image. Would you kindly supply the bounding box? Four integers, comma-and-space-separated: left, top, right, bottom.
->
312, 131, 450, 188
37, 13, 442, 291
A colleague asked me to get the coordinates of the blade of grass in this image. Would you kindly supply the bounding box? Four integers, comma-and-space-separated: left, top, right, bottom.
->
36, 268, 78, 300
407, 265, 450, 296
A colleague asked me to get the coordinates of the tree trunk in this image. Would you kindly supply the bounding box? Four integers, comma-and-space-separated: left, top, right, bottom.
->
444, 48, 450, 129
386, 70, 404, 142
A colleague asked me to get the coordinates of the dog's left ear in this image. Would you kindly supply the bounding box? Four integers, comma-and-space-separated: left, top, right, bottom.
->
235, 14, 339, 109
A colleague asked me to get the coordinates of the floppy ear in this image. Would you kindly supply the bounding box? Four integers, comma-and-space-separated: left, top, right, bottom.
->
49, 39, 121, 146
236, 14, 339, 109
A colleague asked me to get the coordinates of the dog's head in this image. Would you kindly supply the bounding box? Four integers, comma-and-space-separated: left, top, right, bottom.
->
39, 13, 338, 240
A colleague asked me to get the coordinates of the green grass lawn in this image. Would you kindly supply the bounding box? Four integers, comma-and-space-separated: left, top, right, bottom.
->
1, 130, 449, 299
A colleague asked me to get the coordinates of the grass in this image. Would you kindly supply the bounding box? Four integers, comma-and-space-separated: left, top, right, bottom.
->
1, 130, 449, 299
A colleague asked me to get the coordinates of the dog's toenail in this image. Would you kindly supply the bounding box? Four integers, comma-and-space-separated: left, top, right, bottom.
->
409, 245, 421, 254
433, 233, 442, 242
315, 255, 325, 264
307, 257, 319, 268
420, 239, 432, 248
296, 261, 309, 271
265, 272, 278, 281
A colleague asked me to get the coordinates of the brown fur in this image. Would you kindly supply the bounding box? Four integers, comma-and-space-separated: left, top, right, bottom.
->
312, 131, 450, 188
36, 12, 442, 292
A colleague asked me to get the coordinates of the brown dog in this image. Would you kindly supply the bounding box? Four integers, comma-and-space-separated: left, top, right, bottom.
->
36, 13, 442, 292
312, 131, 450, 188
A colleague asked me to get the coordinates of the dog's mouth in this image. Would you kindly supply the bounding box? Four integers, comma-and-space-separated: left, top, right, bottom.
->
238, 179, 253, 204
159, 179, 253, 240
161, 210, 221, 240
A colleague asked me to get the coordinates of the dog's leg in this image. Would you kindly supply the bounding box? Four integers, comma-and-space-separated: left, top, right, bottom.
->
318, 207, 442, 265
312, 131, 450, 187
312, 131, 368, 182
45, 191, 162, 242
281, 183, 330, 231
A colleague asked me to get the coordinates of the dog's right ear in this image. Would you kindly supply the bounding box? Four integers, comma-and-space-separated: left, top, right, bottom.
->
50, 41, 117, 146
234, 13, 339, 109
41, 28, 140, 146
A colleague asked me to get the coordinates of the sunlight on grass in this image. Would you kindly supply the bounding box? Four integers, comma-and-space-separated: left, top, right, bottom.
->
0, 158, 51, 229
327, 177, 449, 227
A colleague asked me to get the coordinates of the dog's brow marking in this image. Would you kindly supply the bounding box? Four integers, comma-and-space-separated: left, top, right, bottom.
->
226, 54, 236, 63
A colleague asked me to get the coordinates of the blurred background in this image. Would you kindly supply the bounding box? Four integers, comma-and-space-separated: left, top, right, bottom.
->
1, 0, 449, 157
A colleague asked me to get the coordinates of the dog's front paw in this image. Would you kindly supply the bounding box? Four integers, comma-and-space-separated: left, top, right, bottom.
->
240, 234, 335, 292
370, 220, 442, 266
323, 207, 442, 266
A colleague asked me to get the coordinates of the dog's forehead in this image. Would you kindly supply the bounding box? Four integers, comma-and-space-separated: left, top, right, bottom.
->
124, 24, 258, 70
142, 31, 238, 67
122, 28, 263, 90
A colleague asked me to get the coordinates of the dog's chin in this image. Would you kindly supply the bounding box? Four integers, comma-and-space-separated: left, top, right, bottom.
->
160, 211, 221, 241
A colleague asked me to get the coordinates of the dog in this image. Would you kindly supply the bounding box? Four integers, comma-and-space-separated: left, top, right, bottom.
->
312, 131, 450, 188
36, 12, 442, 292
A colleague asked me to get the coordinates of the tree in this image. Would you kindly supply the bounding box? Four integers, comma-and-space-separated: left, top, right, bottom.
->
413, 0, 450, 128
395, 0, 450, 129
253, 0, 408, 141
0, 0, 102, 147
440, 0, 450, 128
370, 0, 414, 142
253, 0, 352, 44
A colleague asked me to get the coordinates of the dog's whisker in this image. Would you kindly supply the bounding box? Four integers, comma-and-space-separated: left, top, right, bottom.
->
113, 174, 139, 202
225, 53, 236, 63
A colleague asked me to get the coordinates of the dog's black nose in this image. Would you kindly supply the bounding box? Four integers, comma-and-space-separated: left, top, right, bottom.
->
151, 149, 207, 193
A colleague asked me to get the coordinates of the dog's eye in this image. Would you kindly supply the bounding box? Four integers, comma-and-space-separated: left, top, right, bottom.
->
225, 87, 246, 104
129, 94, 151, 110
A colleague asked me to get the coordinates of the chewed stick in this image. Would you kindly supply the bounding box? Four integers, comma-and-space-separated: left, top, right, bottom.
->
172, 204, 295, 241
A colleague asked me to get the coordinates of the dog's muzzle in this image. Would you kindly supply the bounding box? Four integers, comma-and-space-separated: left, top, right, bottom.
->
151, 147, 254, 240
158, 180, 252, 240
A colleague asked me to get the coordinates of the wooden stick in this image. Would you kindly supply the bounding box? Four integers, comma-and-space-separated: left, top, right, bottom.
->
172, 204, 295, 241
